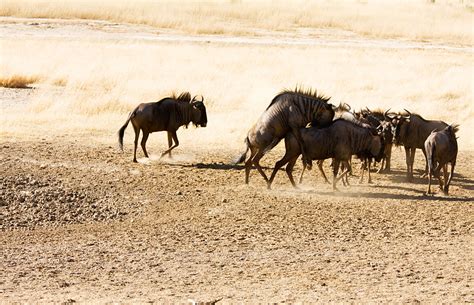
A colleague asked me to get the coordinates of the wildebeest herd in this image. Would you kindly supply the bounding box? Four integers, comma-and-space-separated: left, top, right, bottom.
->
118, 88, 459, 195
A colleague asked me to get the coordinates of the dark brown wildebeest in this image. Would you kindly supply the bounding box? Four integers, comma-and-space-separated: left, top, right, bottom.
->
267, 119, 383, 190
355, 108, 395, 173
118, 92, 207, 162
375, 119, 394, 173
387, 109, 457, 181
236, 88, 335, 184
425, 125, 458, 195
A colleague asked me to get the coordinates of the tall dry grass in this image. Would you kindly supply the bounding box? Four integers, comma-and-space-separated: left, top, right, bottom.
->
1, 37, 472, 149
1, 0, 473, 45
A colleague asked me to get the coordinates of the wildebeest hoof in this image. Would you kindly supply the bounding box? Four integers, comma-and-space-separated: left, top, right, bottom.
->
133, 159, 138, 163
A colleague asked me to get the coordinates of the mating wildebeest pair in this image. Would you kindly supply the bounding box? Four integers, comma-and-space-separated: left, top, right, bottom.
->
118, 92, 207, 162
267, 119, 384, 190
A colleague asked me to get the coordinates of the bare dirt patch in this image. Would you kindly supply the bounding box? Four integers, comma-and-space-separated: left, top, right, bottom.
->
1, 138, 473, 303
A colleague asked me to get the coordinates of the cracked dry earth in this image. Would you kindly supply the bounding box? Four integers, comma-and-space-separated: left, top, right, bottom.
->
1, 139, 473, 303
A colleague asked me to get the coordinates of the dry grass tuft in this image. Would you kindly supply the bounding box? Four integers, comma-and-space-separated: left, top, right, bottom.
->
0, 75, 40, 88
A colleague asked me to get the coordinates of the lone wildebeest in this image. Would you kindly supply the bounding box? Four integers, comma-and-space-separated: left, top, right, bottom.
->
387, 109, 457, 181
267, 119, 383, 190
236, 88, 335, 184
425, 125, 458, 195
118, 92, 207, 162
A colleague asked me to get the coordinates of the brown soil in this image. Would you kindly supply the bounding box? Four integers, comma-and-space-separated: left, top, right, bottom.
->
1, 138, 473, 303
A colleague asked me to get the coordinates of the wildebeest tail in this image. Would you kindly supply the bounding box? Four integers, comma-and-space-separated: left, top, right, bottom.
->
118, 109, 136, 151
426, 144, 435, 174
234, 137, 250, 164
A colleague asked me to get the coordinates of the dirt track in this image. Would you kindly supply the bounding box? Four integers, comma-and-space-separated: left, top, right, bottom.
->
1, 137, 473, 303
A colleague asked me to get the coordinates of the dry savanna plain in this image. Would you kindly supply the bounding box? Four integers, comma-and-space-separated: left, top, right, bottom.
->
1, 0, 473, 303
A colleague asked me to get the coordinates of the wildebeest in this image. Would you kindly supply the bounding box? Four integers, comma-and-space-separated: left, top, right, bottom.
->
375, 119, 394, 173
118, 92, 207, 162
236, 88, 335, 184
387, 109, 457, 181
267, 119, 383, 190
356, 108, 395, 172
425, 125, 458, 195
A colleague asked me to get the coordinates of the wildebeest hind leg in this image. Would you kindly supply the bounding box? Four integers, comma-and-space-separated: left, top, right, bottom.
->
444, 162, 455, 195
316, 160, 330, 184
141, 131, 150, 158
253, 151, 269, 183
244, 148, 257, 184
132, 124, 140, 163
286, 156, 299, 188
268, 153, 292, 189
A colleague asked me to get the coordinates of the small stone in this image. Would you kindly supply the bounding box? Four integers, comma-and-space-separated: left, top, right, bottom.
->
40, 164, 47, 169
222, 198, 228, 203
176, 191, 182, 195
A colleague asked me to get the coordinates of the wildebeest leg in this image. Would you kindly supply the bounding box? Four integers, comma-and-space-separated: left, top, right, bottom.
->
433, 163, 443, 191
132, 124, 140, 163
410, 148, 417, 180
291, 127, 310, 167
337, 160, 351, 188
359, 159, 366, 184
160, 131, 179, 158
405, 147, 415, 181
420, 147, 428, 178
167, 132, 173, 159
367, 159, 373, 184
444, 161, 455, 195
442, 164, 448, 188
286, 156, 299, 188
377, 158, 385, 173
298, 162, 307, 185
253, 150, 269, 183
427, 163, 432, 195
244, 148, 257, 184
385, 144, 392, 172
140, 131, 150, 158
317, 160, 330, 184
268, 153, 293, 189
332, 160, 341, 191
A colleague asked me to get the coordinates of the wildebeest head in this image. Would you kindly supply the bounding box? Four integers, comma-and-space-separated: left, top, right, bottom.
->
376, 120, 393, 144
311, 102, 335, 127
190, 95, 208, 127
385, 108, 410, 145
371, 134, 384, 162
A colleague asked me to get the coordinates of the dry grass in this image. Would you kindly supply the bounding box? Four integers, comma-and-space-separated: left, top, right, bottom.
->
1, 0, 472, 45
0, 75, 40, 88
1, 37, 472, 149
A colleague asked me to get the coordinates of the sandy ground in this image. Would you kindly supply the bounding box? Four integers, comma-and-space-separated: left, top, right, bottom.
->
1, 17, 473, 303
1, 136, 473, 303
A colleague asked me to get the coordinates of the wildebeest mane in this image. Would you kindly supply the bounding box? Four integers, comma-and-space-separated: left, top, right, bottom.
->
171, 92, 192, 103
267, 86, 331, 110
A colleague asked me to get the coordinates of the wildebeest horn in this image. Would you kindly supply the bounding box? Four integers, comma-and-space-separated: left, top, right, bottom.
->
366, 106, 371, 113
344, 103, 351, 111
384, 108, 396, 120
403, 108, 411, 118
192, 95, 204, 102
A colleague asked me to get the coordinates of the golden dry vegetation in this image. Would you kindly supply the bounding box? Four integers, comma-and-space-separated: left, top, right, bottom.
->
1, 0, 473, 44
